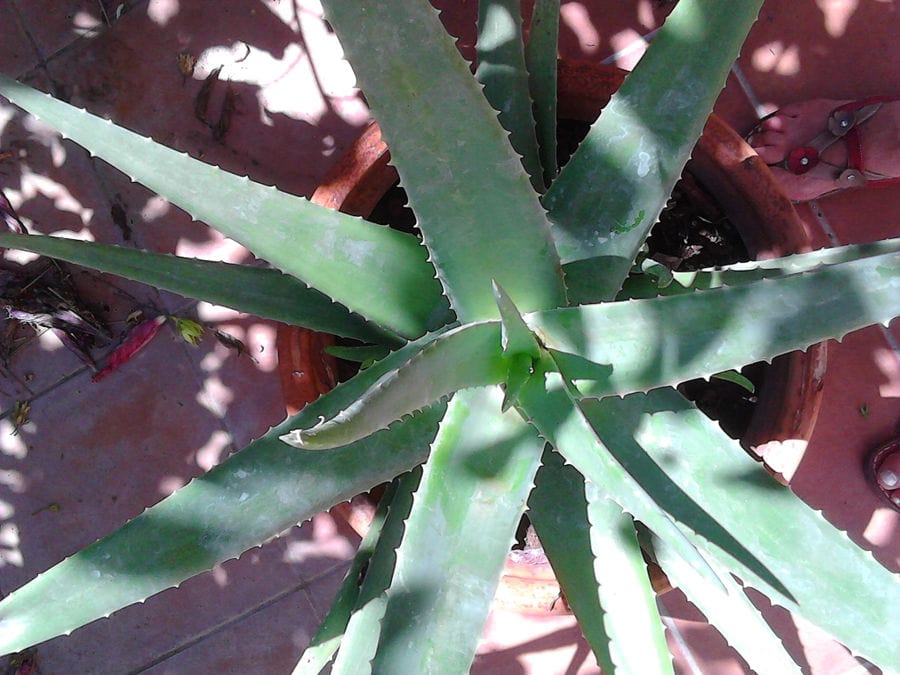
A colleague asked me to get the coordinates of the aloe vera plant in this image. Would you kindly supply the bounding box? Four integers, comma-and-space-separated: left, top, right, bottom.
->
0, 0, 898, 672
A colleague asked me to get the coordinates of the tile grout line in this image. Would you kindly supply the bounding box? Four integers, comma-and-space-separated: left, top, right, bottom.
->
0, 363, 89, 420
17, 1, 150, 78
127, 560, 351, 674
6, 0, 48, 77
730, 62, 767, 118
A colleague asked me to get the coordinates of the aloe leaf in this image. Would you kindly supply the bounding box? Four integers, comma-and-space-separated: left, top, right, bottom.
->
0, 335, 448, 655
287, 251, 898, 451
372, 387, 545, 673
527, 451, 614, 671
639, 527, 802, 675
524, 0, 560, 186
0, 408, 443, 656
0, 232, 394, 344
516, 361, 722, 593
0, 75, 442, 339
528, 251, 900, 398
281, 321, 506, 450
616, 238, 900, 301
500, 353, 533, 413
329, 470, 421, 675
543, 0, 763, 294
325, 344, 391, 365
476, 0, 543, 190
585, 390, 900, 669
493, 280, 540, 359
585, 483, 673, 675
493, 281, 542, 411
711, 370, 755, 394
321, 0, 565, 319
293, 479, 400, 675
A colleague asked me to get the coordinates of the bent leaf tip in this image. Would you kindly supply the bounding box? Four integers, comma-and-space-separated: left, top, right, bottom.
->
280, 417, 329, 450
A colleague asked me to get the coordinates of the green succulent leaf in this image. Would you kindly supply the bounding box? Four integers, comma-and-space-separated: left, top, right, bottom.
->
0, 232, 398, 344
294, 479, 400, 675
0, 0, 896, 670
516, 358, 722, 593
476, 0, 543, 190
711, 369, 756, 394
527, 451, 613, 670
284, 251, 900, 453
0, 76, 442, 339
321, 0, 566, 320
586, 485, 673, 675
585, 390, 900, 668
543, 0, 763, 298
493, 281, 544, 410
529, 251, 900, 398
281, 322, 507, 450
524, 0, 560, 187
640, 526, 802, 675
500, 352, 534, 413
616, 238, 900, 300
0, 409, 445, 656
0, 336, 448, 655
329, 470, 421, 675
493, 280, 541, 359
372, 387, 544, 673
324, 344, 392, 366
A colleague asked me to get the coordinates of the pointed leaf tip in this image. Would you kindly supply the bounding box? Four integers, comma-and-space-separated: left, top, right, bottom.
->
492, 280, 540, 358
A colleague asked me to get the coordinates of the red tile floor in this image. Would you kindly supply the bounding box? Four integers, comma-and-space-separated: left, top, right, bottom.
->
0, 1, 897, 673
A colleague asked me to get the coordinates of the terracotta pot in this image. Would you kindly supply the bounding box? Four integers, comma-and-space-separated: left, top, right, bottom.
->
276, 60, 826, 612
